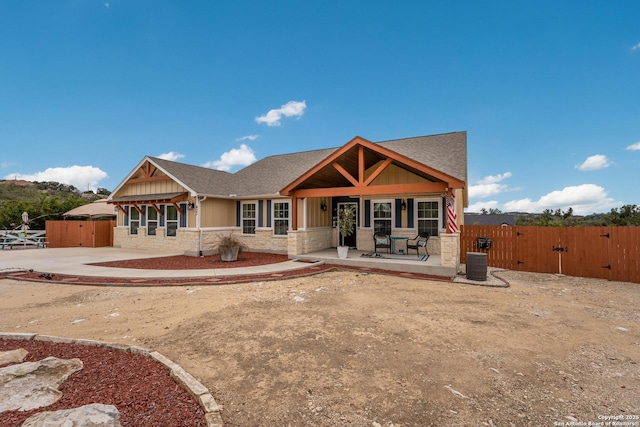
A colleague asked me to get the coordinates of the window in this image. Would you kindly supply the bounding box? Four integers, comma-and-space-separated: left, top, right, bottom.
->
417, 200, 440, 237
373, 201, 392, 235
166, 205, 178, 237
147, 207, 158, 236
273, 201, 289, 236
130, 207, 140, 235
242, 202, 256, 235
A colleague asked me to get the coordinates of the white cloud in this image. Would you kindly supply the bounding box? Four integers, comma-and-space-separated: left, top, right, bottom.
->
576, 154, 612, 171
236, 135, 260, 142
4, 166, 108, 192
202, 144, 257, 172
157, 151, 185, 161
255, 100, 306, 126
502, 184, 620, 215
632, 42, 640, 51
626, 142, 640, 151
469, 172, 512, 199
477, 172, 512, 185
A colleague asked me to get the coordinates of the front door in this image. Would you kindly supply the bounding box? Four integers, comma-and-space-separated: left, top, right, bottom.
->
337, 202, 358, 248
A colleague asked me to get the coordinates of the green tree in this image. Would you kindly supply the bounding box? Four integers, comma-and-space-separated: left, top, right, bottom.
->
0, 180, 97, 229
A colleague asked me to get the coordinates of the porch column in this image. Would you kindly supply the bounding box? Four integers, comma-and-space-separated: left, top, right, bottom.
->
440, 232, 460, 269
291, 196, 298, 230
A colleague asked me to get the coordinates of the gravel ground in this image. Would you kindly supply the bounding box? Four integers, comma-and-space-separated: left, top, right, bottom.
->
1, 267, 639, 426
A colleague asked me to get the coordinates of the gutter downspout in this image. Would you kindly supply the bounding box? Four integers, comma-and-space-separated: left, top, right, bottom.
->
197, 196, 207, 256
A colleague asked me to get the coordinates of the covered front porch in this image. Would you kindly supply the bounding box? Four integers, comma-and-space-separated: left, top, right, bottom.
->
292, 247, 456, 278
281, 135, 465, 272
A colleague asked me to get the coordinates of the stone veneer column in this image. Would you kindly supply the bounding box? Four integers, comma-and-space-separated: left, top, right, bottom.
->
287, 230, 303, 256
439, 232, 460, 269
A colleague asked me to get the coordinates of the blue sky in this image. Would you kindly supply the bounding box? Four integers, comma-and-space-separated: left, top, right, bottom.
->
1, 1, 638, 215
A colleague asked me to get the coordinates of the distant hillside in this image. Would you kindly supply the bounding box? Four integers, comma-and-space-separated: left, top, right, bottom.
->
465, 207, 640, 227
0, 180, 111, 229
0, 179, 34, 187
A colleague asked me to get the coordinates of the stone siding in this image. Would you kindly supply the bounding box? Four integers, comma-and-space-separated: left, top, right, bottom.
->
287, 228, 333, 255
236, 228, 288, 254
114, 226, 460, 267
115, 227, 289, 256
440, 232, 460, 268
113, 227, 201, 254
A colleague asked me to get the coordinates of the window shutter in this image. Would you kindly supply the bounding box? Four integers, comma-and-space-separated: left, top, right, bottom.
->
124, 206, 129, 226
267, 200, 272, 226
141, 206, 146, 226
235, 201, 241, 227
395, 198, 402, 228
180, 203, 187, 227
407, 198, 414, 228
442, 198, 446, 229
258, 200, 264, 227
364, 200, 371, 227
159, 205, 165, 227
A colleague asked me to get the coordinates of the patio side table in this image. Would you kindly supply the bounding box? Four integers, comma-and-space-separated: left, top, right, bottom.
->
390, 236, 408, 255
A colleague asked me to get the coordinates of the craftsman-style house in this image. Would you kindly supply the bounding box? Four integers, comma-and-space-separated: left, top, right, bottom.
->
108, 132, 467, 268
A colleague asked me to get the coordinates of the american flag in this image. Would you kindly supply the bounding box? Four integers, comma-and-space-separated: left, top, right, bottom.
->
446, 192, 460, 233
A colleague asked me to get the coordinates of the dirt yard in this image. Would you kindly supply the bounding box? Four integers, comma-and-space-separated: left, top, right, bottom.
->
1, 270, 639, 426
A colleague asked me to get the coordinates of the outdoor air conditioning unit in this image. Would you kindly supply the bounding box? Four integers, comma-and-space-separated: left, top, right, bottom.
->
466, 252, 487, 281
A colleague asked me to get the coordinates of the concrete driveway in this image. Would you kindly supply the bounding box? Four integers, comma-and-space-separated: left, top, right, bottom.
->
0, 247, 309, 279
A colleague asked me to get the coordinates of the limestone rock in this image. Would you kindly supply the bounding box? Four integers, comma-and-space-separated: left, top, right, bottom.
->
21, 403, 121, 426
0, 356, 83, 413
0, 348, 29, 366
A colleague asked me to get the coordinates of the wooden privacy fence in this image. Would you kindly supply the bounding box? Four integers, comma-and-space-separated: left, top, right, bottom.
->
460, 225, 640, 284
45, 220, 115, 248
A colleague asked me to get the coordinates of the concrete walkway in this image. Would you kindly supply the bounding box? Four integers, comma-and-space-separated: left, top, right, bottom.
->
0, 247, 319, 279
0, 247, 505, 286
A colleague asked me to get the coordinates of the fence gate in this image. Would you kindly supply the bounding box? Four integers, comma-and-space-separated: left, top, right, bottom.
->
45, 220, 115, 248
558, 227, 611, 280
461, 225, 640, 284
513, 226, 559, 274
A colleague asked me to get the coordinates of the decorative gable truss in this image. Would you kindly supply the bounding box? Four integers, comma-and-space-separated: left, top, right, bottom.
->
110, 160, 188, 217
126, 160, 172, 185
279, 136, 465, 230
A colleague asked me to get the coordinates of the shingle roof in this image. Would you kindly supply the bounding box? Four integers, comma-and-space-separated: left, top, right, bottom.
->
377, 132, 467, 184
142, 132, 467, 198
232, 147, 337, 197
149, 157, 237, 196
464, 213, 516, 226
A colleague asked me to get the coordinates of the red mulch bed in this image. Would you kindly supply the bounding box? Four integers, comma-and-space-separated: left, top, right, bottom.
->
4, 252, 338, 286
90, 252, 290, 270
0, 339, 206, 427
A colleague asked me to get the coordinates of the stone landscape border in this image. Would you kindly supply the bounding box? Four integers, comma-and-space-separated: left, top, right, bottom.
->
0, 332, 223, 427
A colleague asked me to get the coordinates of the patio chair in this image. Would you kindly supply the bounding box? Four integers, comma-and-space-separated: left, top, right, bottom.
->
373, 233, 391, 254
407, 232, 430, 256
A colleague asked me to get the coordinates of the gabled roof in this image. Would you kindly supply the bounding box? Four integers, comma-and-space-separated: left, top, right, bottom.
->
236, 131, 467, 197
110, 132, 467, 199
109, 156, 236, 199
